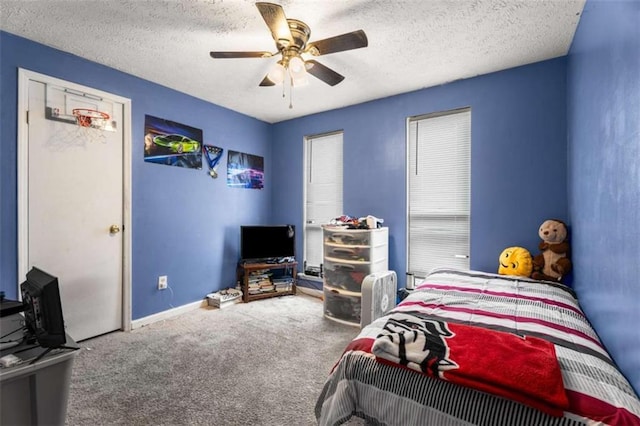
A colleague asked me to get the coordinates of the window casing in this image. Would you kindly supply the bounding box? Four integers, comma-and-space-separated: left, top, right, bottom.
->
303, 131, 343, 271
407, 108, 471, 277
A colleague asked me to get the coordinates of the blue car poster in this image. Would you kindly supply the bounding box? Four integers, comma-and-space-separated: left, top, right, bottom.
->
144, 115, 202, 169
227, 150, 264, 189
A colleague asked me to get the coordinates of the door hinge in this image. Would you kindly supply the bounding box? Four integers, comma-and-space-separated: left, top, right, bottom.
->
26, 110, 29, 124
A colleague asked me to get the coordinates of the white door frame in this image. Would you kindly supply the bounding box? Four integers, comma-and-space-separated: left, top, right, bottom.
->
17, 68, 133, 332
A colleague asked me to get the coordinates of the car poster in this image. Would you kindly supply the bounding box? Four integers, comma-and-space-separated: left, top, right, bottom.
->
144, 115, 202, 169
227, 150, 264, 189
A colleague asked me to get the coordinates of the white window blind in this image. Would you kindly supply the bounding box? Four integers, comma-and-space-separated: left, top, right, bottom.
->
408, 108, 471, 277
304, 132, 343, 269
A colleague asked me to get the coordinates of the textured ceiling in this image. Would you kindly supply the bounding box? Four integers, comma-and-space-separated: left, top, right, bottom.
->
0, 0, 585, 123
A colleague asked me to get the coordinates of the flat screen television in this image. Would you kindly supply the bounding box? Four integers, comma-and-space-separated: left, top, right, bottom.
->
240, 225, 295, 262
20, 267, 66, 349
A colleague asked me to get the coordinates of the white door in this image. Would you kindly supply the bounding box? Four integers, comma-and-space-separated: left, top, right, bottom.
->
18, 70, 131, 341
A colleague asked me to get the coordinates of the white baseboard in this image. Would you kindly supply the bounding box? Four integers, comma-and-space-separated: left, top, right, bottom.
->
297, 286, 323, 299
132, 285, 323, 329
131, 299, 207, 330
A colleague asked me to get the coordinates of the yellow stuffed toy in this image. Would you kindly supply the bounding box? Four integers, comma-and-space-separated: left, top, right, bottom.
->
498, 246, 533, 277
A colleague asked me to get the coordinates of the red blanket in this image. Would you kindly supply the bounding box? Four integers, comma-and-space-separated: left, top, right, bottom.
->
371, 313, 569, 417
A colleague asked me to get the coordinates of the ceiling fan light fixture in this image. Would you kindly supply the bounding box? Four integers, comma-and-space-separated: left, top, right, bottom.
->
290, 57, 308, 87
289, 55, 305, 73
268, 61, 286, 84
292, 71, 309, 87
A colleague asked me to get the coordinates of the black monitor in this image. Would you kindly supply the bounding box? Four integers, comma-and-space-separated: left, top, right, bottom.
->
20, 267, 66, 349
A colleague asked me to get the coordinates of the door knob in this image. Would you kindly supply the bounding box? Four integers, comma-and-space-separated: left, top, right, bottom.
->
109, 224, 121, 234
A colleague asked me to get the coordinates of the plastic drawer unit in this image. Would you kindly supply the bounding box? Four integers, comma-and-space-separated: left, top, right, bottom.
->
322, 226, 388, 326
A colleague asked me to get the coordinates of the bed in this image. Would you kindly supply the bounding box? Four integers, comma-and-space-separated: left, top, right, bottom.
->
315, 268, 640, 425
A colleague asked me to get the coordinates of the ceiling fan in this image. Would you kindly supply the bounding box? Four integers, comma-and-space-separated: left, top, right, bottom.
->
209, 2, 368, 87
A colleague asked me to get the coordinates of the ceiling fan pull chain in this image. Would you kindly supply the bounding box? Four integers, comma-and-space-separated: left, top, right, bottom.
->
289, 75, 294, 109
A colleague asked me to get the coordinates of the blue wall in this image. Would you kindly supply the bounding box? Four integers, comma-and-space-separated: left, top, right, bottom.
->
0, 32, 272, 319
567, 0, 640, 394
2, 0, 636, 400
272, 59, 569, 283
0, 30, 569, 317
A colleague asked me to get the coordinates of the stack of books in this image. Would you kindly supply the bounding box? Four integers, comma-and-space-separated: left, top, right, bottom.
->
248, 270, 275, 294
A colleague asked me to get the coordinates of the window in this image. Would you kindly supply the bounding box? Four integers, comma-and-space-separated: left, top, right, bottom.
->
303, 131, 343, 273
407, 108, 471, 277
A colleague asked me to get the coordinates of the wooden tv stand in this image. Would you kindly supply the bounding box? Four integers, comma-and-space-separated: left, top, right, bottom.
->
237, 261, 297, 303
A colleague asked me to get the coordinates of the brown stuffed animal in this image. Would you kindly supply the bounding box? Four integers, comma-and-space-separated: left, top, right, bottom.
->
531, 219, 572, 282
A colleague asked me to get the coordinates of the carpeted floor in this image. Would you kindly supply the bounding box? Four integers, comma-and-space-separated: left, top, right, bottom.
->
66, 294, 362, 426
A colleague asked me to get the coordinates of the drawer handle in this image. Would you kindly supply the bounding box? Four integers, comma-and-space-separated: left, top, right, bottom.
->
335, 264, 355, 271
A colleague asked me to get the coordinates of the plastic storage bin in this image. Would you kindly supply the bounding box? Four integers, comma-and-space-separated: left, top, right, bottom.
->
322, 226, 388, 326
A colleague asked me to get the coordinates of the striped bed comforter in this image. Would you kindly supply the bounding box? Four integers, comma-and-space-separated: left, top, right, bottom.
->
315, 268, 640, 426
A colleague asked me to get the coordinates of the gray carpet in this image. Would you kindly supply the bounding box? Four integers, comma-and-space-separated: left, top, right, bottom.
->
66, 294, 362, 426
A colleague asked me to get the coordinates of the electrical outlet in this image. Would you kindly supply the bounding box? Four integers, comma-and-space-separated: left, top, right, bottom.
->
158, 275, 168, 290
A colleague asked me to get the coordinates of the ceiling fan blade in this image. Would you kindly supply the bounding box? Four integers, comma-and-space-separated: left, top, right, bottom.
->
259, 75, 275, 87
305, 60, 345, 86
306, 30, 368, 56
256, 2, 293, 47
210, 51, 272, 59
